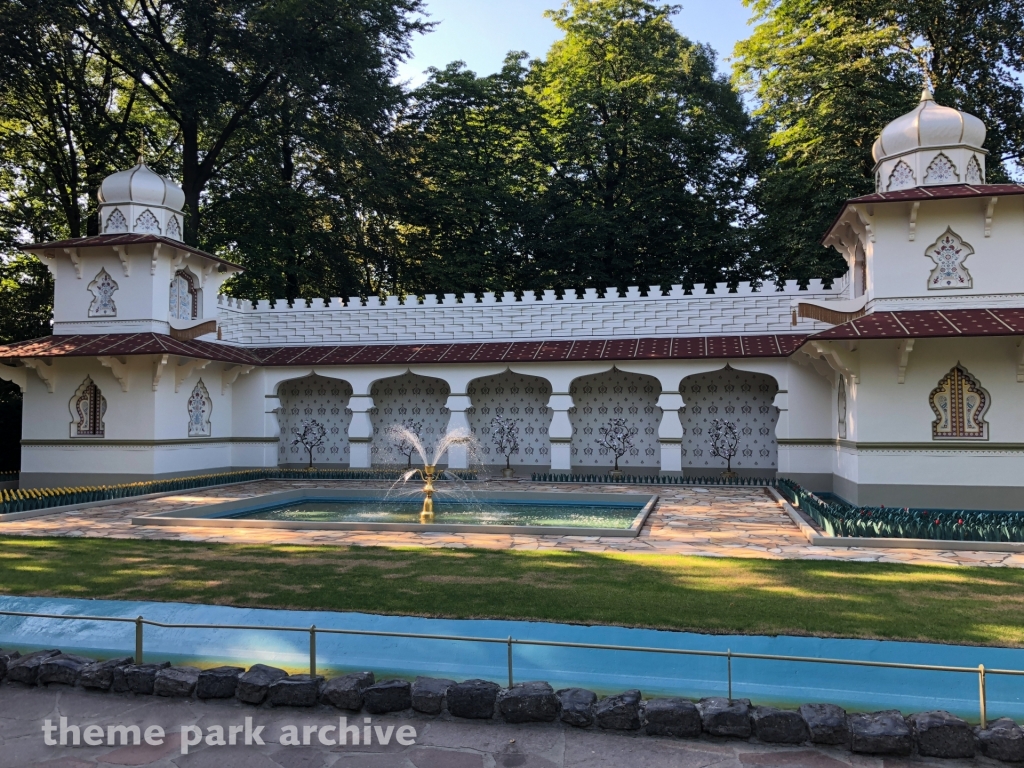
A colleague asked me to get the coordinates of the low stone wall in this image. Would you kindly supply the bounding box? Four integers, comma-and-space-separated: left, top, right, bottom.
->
3, 648, 1023, 762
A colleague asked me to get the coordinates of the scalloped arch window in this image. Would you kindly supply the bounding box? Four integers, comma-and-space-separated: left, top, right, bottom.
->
188, 379, 212, 437
70, 377, 106, 437
930, 364, 989, 440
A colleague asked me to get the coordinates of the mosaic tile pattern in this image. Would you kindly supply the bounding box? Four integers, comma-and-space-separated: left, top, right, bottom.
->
467, 372, 552, 466
277, 375, 354, 464
371, 373, 450, 464
569, 370, 661, 468
681, 368, 779, 470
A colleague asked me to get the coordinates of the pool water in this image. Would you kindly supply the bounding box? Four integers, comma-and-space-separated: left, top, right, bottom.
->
232, 500, 640, 529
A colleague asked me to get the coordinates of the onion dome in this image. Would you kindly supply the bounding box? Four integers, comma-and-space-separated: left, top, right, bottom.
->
97, 161, 185, 240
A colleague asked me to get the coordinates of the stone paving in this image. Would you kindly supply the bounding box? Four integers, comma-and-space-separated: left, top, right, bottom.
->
0, 479, 1021, 569
0, 684, 988, 768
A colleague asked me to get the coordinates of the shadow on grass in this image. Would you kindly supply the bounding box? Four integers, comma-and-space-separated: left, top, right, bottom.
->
1, 537, 1022, 646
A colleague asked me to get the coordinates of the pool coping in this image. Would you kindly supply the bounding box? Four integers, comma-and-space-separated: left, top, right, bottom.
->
768, 487, 1024, 553
131, 489, 660, 538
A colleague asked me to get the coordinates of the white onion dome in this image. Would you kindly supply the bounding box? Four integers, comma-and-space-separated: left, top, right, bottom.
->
872, 89, 986, 163
98, 162, 185, 212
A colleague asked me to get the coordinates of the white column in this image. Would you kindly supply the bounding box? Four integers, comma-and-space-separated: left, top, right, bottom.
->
547, 393, 575, 470
264, 394, 283, 466
444, 395, 473, 468
656, 392, 685, 472
347, 395, 375, 468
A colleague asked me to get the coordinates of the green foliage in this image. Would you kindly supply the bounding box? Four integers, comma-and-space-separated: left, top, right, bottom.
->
778, 478, 1024, 542
734, 0, 1024, 282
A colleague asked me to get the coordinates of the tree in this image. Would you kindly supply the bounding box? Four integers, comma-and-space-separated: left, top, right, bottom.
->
85, 0, 426, 243
291, 418, 326, 468
393, 418, 423, 467
489, 415, 521, 470
532, 0, 756, 290
596, 418, 637, 472
708, 418, 739, 475
734, 0, 1024, 282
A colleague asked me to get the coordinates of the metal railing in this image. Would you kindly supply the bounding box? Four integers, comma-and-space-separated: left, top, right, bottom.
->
2, 609, 1020, 728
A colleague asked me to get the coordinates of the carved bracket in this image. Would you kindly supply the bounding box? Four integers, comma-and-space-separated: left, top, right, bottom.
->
63, 247, 82, 279
22, 358, 56, 392
98, 356, 130, 392
897, 339, 915, 384
849, 205, 875, 243
174, 358, 210, 393
0, 364, 28, 392
152, 354, 170, 391
221, 364, 254, 395
808, 341, 859, 383
151, 242, 162, 275
114, 245, 130, 276
908, 201, 920, 241
985, 197, 998, 237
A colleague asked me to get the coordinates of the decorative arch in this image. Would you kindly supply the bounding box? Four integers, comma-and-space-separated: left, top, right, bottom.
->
965, 155, 984, 185
104, 208, 128, 234
887, 160, 916, 191
169, 269, 200, 320
135, 209, 161, 234
277, 374, 353, 465
930, 364, 989, 440
925, 227, 973, 289
87, 268, 118, 317
369, 372, 450, 464
837, 376, 847, 439
679, 367, 779, 471
166, 215, 182, 239
924, 153, 958, 184
187, 379, 212, 437
467, 371, 552, 466
568, 368, 660, 469
69, 376, 106, 437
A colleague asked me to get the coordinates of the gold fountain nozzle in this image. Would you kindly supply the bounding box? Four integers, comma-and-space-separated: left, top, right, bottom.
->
420, 464, 436, 523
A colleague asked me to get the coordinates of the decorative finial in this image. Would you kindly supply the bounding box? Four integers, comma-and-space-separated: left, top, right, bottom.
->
920, 87, 934, 102
137, 132, 146, 165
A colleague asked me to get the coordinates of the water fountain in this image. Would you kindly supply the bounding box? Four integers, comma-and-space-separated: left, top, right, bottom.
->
388, 425, 476, 523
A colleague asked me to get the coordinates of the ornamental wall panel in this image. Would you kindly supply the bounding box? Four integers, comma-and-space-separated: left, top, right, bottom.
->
466, 372, 552, 466
370, 373, 450, 465
277, 375, 353, 464
568, 370, 660, 468
680, 368, 779, 470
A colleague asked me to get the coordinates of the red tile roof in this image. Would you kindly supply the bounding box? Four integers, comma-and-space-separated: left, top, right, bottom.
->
810, 309, 1024, 340
0, 333, 811, 365
847, 183, 1024, 204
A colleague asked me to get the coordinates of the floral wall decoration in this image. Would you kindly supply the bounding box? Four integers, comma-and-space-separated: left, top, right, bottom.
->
467, 372, 551, 466
569, 370, 659, 468
87, 268, 118, 317
926, 227, 973, 290
277, 375, 353, 465
187, 379, 212, 437
371, 373, 450, 464
930, 364, 990, 440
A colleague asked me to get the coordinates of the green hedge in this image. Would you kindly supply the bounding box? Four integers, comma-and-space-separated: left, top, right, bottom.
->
0, 467, 477, 517
531, 472, 776, 487
776, 478, 1024, 542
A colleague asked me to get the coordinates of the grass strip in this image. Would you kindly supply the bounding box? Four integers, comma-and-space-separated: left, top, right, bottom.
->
1, 536, 1022, 647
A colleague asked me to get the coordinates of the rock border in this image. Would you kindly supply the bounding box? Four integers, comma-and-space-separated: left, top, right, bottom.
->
3, 649, 1023, 762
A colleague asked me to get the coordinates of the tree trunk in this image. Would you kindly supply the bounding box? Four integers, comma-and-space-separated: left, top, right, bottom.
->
182, 121, 202, 244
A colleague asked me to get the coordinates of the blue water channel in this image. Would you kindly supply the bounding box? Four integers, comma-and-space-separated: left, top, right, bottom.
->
1, 594, 1021, 722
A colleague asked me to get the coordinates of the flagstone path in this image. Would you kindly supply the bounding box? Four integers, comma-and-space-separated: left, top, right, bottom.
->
1, 480, 1021, 569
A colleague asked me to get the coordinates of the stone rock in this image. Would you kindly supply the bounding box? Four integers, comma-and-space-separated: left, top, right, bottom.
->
267, 674, 324, 707
37, 654, 94, 687
557, 688, 597, 728
411, 676, 454, 715
0, 649, 21, 679
123, 662, 172, 695
595, 689, 643, 731
908, 710, 974, 759
196, 666, 244, 699
236, 664, 289, 705
363, 679, 412, 714
79, 657, 133, 691
447, 679, 501, 719
751, 706, 809, 744
154, 666, 201, 698
976, 718, 1024, 763
645, 698, 702, 738
321, 671, 375, 711
798, 703, 848, 745
6, 650, 61, 685
698, 697, 752, 738
848, 710, 912, 755
498, 681, 560, 724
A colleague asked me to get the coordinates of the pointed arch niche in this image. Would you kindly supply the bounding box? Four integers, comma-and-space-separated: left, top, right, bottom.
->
69, 376, 106, 437
170, 268, 202, 320
930, 364, 990, 440
187, 379, 212, 437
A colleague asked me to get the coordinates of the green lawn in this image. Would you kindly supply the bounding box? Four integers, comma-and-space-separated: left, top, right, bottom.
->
1, 536, 1021, 647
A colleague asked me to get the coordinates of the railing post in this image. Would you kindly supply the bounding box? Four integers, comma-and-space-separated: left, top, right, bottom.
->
135, 616, 143, 664
979, 664, 987, 729
507, 636, 514, 688
727, 648, 732, 701
310, 625, 317, 677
